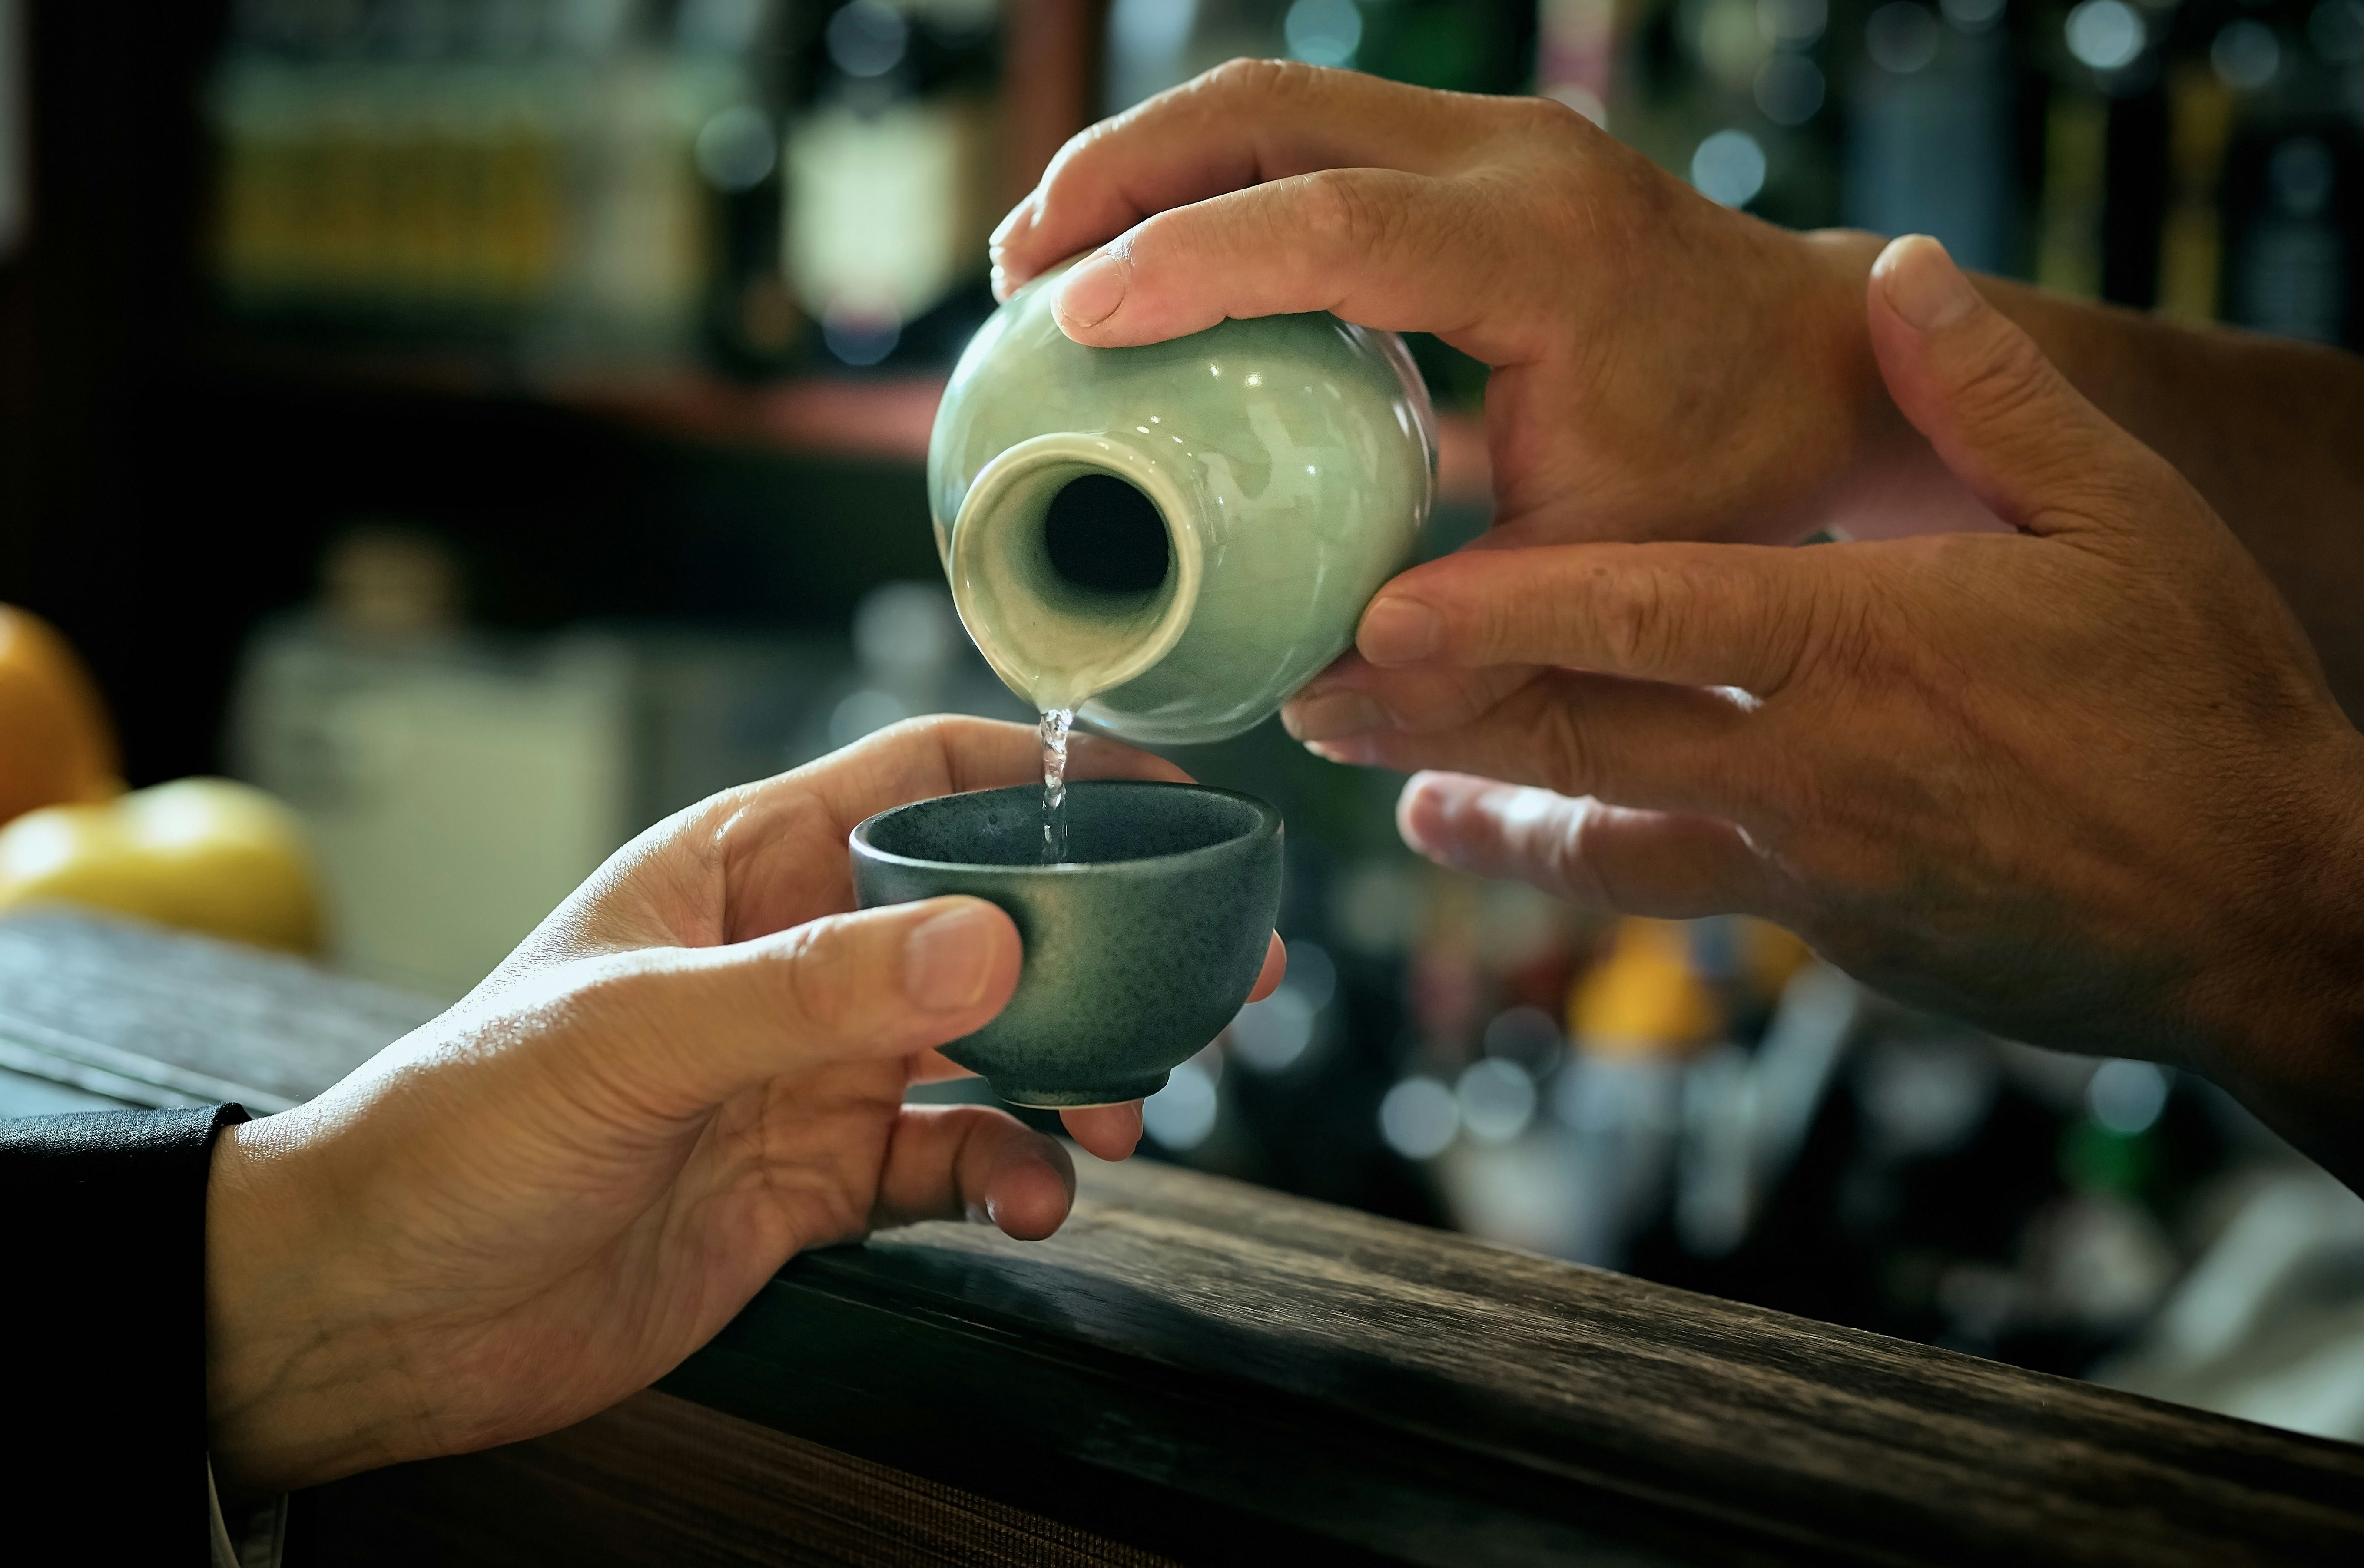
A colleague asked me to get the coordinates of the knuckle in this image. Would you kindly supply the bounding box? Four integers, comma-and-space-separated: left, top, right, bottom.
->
1037, 119, 1105, 186
1543, 801, 1618, 905
1537, 701, 1601, 797
776, 919, 862, 1037
1944, 331, 2087, 494
1591, 568, 1674, 672
540, 953, 680, 1060
1297, 168, 1391, 261
1515, 93, 1593, 145
562, 953, 659, 1024
1199, 56, 1296, 101
2052, 448, 2183, 528
902, 711, 977, 749
1782, 565, 1863, 689
1948, 328, 2061, 444
1947, 323, 2054, 421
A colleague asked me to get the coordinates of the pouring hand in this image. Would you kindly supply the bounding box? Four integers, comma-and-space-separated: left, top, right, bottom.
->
1288, 238, 2364, 1184
990, 60, 1923, 549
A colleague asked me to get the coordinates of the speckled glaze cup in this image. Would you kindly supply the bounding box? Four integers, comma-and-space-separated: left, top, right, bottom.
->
849, 780, 1283, 1107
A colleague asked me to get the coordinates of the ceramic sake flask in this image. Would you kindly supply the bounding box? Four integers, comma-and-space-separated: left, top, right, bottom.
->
928, 261, 1438, 744
851, 780, 1283, 1107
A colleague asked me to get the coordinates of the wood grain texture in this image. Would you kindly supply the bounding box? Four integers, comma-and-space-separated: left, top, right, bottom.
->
0, 910, 434, 1109
669, 1158, 2364, 1568
7, 910, 2361, 1565
308, 1389, 1178, 1568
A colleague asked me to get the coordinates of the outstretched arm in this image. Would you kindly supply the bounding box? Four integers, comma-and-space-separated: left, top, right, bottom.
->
204, 718, 1284, 1495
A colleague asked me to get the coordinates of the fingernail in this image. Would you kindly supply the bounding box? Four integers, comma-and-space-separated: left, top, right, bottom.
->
1056, 251, 1128, 329
905, 902, 1002, 1011
1409, 770, 1485, 817
1877, 235, 1978, 332
988, 192, 1039, 251
1282, 691, 1389, 742
1398, 774, 1483, 862
1306, 737, 1380, 765
1359, 597, 1441, 665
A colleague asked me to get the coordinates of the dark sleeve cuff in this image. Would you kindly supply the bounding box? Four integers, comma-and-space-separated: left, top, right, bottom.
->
2, 1103, 249, 1561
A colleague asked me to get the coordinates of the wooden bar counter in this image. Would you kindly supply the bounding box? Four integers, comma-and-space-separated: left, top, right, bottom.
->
3, 911, 2360, 1565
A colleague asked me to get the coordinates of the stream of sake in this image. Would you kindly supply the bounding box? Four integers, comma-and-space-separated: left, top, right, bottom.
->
1038, 705, 1076, 863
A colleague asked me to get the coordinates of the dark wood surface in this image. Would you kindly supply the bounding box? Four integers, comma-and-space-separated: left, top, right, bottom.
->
308, 1389, 1179, 1568
0, 910, 436, 1114
5, 909, 2362, 1565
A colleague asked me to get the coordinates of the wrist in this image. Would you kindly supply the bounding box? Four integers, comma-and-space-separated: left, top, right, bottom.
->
206, 1111, 418, 1497
2192, 734, 2364, 1183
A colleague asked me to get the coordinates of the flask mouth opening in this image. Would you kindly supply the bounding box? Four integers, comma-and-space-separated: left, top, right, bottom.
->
1044, 473, 1170, 599
948, 432, 1202, 712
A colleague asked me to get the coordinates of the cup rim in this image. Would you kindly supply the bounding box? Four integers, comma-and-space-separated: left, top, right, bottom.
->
849, 779, 1280, 877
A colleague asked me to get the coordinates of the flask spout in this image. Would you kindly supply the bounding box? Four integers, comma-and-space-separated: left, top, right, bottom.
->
947, 432, 1203, 713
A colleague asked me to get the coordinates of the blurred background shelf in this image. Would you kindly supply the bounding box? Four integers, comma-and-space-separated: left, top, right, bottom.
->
208, 338, 955, 461
202, 337, 1499, 497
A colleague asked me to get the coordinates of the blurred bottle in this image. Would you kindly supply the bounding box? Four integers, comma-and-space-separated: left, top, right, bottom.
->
1537, 0, 1619, 127
1844, 0, 2019, 274
206, 0, 767, 367
2156, 47, 2236, 323
2036, 0, 2181, 307
681, 0, 805, 375
2213, 0, 2364, 347
2036, 0, 2364, 322
1621, 0, 1842, 232
1104, 2, 1536, 116
783, 0, 999, 370
1536, 918, 1721, 1265
229, 526, 637, 997
542, 0, 735, 364
2037, 1, 2112, 299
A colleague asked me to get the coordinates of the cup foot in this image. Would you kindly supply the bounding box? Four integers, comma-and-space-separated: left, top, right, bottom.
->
991, 1070, 1172, 1109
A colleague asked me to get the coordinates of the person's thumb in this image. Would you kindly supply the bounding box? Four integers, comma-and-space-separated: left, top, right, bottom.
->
552, 896, 1022, 1119
1867, 234, 2162, 536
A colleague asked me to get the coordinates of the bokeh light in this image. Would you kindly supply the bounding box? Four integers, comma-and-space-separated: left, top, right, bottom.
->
1691, 129, 1767, 208
2087, 1059, 2169, 1136
1379, 1075, 1459, 1161
1144, 1058, 1220, 1151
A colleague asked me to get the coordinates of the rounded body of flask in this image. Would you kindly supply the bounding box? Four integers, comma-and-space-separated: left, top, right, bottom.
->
929, 265, 1436, 743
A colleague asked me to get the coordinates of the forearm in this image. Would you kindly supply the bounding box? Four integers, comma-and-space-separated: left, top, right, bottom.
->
207, 1114, 418, 1499
1988, 282, 2364, 717
2192, 761, 2364, 1194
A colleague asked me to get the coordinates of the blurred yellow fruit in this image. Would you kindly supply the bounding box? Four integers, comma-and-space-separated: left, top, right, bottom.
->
0, 605, 123, 826
0, 777, 323, 953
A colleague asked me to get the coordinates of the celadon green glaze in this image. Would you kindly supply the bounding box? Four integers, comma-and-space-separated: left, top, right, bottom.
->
928, 263, 1437, 744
